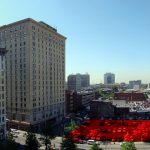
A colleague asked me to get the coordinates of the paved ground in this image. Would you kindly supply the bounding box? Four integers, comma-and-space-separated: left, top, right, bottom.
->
12, 129, 150, 150
77, 142, 150, 150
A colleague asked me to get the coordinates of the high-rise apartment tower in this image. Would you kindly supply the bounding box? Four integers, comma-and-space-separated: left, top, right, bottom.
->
68, 74, 90, 91
0, 18, 66, 129
104, 73, 115, 84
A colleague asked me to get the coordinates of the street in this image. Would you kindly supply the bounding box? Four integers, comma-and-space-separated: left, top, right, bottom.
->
12, 129, 150, 150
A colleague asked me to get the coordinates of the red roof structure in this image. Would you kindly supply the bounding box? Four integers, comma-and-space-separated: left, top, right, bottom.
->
70, 119, 150, 142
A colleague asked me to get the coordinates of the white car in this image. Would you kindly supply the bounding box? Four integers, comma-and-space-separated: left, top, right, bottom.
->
87, 140, 95, 145
13, 130, 19, 134
13, 134, 18, 138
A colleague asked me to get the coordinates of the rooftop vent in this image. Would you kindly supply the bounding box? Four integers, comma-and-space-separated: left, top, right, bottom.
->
39, 21, 57, 32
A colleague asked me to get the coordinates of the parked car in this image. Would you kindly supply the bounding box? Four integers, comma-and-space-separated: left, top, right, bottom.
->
73, 138, 85, 144
87, 140, 95, 145
38, 137, 44, 141
78, 139, 84, 144
13, 130, 19, 134
13, 134, 18, 138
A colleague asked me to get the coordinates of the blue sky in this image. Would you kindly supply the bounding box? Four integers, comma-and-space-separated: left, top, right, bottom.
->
0, 0, 150, 84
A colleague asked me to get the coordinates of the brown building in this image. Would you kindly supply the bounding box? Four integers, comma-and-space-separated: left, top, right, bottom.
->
90, 100, 115, 119
114, 107, 129, 119
114, 92, 147, 101
66, 91, 81, 114
90, 99, 130, 119
66, 90, 94, 114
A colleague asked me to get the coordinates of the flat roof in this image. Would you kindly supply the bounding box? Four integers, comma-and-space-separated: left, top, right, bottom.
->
0, 18, 66, 39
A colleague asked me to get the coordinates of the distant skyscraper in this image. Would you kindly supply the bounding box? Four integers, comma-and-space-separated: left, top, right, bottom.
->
68, 74, 81, 91
129, 80, 142, 89
81, 74, 90, 88
104, 73, 115, 84
68, 73, 90, 91
0, 18, 66, 129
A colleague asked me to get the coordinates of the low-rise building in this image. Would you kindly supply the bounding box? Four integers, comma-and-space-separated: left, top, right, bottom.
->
90, 97, 150, 119
90, 98, 132, 119
114, 107, 129, 119
90, 100, 115, 119
65, 91, 81, 114
114, 92, 147, 101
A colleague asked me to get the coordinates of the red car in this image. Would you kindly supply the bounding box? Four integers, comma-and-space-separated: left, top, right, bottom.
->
73, 138, 85, 144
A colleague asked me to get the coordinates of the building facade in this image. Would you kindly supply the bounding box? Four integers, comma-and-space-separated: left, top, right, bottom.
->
90, 100, 115, 119
90, 99, 130, 119
0, 48, 7, 140
65, 91, 81, 114
67, 74, 81, 91
67, 73, 90, 91
0, 18, 66, 128
66, 90, 94, 114
129, 80, 142, 89
80, 74, 90, 88
104, 73, 115, 84
114, 92, 147, 101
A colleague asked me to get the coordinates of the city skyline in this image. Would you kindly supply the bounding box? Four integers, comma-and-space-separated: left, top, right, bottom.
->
1, 0, 150, 83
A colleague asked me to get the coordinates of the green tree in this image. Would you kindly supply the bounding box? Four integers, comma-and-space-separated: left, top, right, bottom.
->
6, 129, 14, 141
61, 137, 76, 150
64, 120, 78, 135
25, 132, 40, 150
112, 86, 118, 92
5, 130, 18, 150
41, 123, 55, 150
90, 143, 103, 150
99, 90, 114, 100
121, 142, 137, 150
